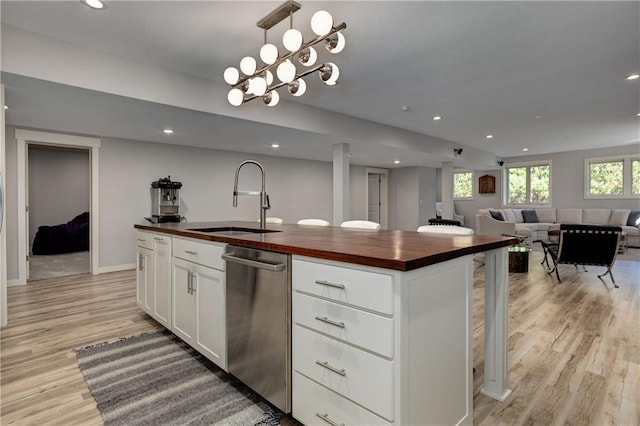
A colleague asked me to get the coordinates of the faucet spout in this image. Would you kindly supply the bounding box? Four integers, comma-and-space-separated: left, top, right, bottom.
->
232, 160, 269, 229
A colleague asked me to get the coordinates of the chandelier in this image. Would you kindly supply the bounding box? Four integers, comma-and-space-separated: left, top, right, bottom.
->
223, 0, 347, 107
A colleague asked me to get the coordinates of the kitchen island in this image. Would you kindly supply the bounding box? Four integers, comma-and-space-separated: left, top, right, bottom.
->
135, 221, 516, 425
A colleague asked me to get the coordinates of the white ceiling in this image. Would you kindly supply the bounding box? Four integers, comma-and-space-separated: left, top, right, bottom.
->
1, 1, 639, 168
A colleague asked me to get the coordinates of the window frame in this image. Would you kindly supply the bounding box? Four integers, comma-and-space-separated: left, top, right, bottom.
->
503, 160, 552, 207
453, 169, 474, 200
584, 155, 640, 199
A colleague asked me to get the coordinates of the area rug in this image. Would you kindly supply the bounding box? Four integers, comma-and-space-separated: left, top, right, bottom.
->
73, 330, 282, 426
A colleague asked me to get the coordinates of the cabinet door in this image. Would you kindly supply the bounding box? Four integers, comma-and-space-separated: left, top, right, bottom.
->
153, 235, 172, 328
172, 258, 194, 344
193, 264, 226, 370
136, 246, 153, 314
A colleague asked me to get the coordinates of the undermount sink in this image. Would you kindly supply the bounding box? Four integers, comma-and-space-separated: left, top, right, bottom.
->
187, 227, 281, 236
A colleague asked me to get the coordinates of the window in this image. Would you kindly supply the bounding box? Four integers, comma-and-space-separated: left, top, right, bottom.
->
504, 162, 551, 206
453, 170, 473, 199
585, 156, 640, 199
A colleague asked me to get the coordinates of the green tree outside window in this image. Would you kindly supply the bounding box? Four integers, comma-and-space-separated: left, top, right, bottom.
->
453, 171, 473, 198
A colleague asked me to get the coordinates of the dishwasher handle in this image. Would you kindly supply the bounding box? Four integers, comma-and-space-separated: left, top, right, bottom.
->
222, 253, 286, 272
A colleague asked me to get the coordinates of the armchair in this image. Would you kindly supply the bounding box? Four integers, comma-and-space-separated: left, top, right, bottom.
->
541, 224, 621, 287
475, 214, 532, 247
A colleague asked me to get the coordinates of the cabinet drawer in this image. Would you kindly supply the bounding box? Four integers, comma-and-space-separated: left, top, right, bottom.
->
293, 325, 394, 421
293, 259, 393, 315
293, 372, 392, 426
173, 238, 225, 270
293, 292, 394, 358
135, 231, 153, 250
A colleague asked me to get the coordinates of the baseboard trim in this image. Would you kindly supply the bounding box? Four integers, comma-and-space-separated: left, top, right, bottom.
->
97, 263, 135, 274
8, 279, 26, 287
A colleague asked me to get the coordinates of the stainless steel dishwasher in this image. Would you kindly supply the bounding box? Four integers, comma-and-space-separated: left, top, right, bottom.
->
222, 245, 291, 413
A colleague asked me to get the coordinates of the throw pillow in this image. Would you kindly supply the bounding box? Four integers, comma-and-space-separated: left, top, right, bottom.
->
609, 209, 630, 226
522, 210, 539, 223
490, 210, 504, 221
627, 210, 640, 227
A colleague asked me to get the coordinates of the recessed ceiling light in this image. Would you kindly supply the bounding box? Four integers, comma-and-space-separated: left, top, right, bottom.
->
393, 160, 400, 164
163, 129, 174, 134
626, 73, 639, 81
486, 134, 493, 139
432, 116, 442, 121
3, 105, 7, 110
636, 112, 640, 117
523, 148, 529, 152
534, 115, 542, 119
401, 106, 410, 111
271, 143, 280, 148
82, 0, 106, 10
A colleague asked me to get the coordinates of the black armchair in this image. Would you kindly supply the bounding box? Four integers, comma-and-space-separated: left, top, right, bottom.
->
541, 224, 621, 287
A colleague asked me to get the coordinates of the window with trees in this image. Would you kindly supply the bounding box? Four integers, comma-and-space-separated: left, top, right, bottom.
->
504, 162, 551, 205
453, 170, 473, 199
585, 156, 640, 198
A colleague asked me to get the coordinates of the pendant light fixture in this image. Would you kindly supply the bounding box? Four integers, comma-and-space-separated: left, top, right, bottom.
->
223, 0, 347, 107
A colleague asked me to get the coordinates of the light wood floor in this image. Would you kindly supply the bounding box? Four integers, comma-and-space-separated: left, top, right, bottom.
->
1, 252, 638, 425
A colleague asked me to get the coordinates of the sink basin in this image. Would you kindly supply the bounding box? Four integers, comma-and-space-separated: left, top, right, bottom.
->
187, 227, 280, 236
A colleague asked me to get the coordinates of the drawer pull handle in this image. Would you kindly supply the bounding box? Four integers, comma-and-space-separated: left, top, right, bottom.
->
153, 237, 164, 241
316, 413, 344, 426
137, 238, 146, 242
185, 250, 198, 255
315, 316, 345, 328
314, 280, 345, 289
316, 360, 346, 376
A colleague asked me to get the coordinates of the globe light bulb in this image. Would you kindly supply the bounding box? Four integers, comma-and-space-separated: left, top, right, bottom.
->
282, 29, 303, 52
326, 32, 346, 54
320, 62, 340, 86
259, 44, 278, 65
298, 47, 317, 67
240, 56, 256, 75
263, 91, 280, 107
249, 77, 267, 96
311, 10, 333, 36
227, 88, 244, 106
276, 60, 297, 83
223, 67, 239, 85
265, 70, 274, 85
289, 78, 307, 97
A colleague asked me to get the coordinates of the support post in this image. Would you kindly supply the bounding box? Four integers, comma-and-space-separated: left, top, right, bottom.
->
333, 143, 349, 225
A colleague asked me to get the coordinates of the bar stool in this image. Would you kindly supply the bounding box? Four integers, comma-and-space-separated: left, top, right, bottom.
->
417, 225, 474, 235
340, 220, 381, 230
297, 219, 330, 226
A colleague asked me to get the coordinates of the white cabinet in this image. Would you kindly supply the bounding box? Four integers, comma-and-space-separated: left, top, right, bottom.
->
292, 255, 474, 426
152, 234, 172, 328
172, 238, 226, 370
135, 231, 154, 314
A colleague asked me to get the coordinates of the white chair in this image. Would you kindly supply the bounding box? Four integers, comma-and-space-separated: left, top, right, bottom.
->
257, 217, 284, 224
475, 214, 532, 247
340, 220, 381, 230
417, 225, 474, 235
297, 219, 330, 226
436, 202, 465, 226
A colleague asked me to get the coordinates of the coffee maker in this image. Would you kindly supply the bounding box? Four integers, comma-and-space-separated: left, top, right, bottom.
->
148, 176, 182, 223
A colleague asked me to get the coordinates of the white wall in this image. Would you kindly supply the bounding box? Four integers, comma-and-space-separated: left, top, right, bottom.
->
389, 167, 419, 230
418, 167, 438, 226
28, 146, 89, 251
5, 128, 18, 282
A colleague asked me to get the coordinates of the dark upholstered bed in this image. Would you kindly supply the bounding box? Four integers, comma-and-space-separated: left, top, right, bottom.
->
32, 212, 90, 255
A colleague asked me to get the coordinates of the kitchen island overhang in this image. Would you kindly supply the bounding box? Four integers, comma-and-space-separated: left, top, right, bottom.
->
135, 221, 517, 424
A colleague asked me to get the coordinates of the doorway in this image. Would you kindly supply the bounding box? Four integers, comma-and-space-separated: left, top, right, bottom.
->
16, 129, 100, 285
28, 145, 90, 281
365, 168, 389, 229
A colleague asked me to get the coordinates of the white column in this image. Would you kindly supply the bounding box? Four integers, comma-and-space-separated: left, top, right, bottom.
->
0, 85, 6, 326
333, 143, 350, 225
480, 247, 512, 401
441, 161, 454, 220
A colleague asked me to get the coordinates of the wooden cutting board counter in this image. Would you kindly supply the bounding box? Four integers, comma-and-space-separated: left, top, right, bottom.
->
135, 221, 517, 271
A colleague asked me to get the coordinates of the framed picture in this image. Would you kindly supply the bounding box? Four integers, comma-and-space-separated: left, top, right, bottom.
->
479, 175, 496, 194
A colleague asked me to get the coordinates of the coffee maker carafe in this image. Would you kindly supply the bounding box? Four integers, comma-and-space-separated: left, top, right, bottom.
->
149, 176, 182, 223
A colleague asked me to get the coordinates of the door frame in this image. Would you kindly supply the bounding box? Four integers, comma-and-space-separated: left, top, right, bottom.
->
365, 167, 389, 229
16, 129, 100, 285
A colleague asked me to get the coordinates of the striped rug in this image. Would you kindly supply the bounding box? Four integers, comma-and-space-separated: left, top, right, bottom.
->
74, 330, 281, 425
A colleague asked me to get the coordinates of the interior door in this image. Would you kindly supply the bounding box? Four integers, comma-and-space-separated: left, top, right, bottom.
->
367, 174, 381, 223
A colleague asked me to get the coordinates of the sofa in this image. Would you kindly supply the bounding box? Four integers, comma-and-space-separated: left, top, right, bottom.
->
476, 208, 640, 248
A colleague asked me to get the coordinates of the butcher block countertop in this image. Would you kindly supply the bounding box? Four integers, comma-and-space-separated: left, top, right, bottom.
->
135, 221, 517, 271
